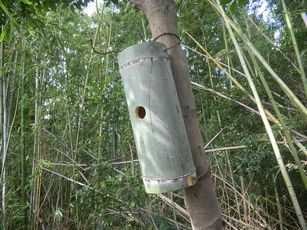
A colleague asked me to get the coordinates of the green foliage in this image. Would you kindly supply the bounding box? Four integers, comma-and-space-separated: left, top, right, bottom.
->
1, 0, 306, 229
220, 0, 250, 13
0, 0, 93, 41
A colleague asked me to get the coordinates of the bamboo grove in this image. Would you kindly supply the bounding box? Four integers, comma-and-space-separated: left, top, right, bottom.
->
0, 0, 306, 229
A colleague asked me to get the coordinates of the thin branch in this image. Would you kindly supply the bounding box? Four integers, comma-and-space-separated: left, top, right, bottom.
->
191, 81, 264, 120
157, 194, 190, 221
183, 44, 245, 77
205, 145, 247, 153
90, 39, 121, 55
204, 129, 224, 149
41, 167, 104, 194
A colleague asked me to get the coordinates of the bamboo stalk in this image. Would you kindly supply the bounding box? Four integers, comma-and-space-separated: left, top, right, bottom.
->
240, 176, 247, 225
184, 44, 245, 78
249, 53, 307, 189
75, 16, 101, 151
192, 81, 307, 155
204, 128, 224, 149
186, 33, 280, 123
0, 24, 8, 230
170, 193, 180, 230
157, 194, 190, 220
21, 38, 28, 228
31, 64, 42, 230
191, 82, 266, 120
247, 17, 299, 72
204, 145, 247, 153
129, 144, 135, 176
222, 24, 233, 87
274, 175, 283, 230
293, 138, 307, 158
185, 32, 249, 96
216, 3, 306, 228
218, 8, 307, 117
281, 0, 307, 99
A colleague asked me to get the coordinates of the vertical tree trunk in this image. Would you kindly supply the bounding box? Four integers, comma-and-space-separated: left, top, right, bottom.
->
130, 1, 222, 229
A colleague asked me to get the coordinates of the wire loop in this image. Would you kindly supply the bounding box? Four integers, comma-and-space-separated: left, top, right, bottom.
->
153, 32, 181, 52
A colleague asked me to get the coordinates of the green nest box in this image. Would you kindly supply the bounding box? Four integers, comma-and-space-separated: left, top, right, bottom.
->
118, 42, 196, 194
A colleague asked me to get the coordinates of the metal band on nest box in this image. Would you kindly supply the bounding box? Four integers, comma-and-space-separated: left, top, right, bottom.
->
118, 42, 197, 194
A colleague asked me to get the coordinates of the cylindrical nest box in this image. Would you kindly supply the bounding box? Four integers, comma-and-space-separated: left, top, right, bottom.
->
118, 42, 196, 193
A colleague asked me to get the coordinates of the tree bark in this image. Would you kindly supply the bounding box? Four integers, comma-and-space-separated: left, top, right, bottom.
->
131, 1, 223, 229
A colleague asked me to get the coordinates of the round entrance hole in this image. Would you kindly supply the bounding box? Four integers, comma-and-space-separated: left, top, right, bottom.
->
135, 106, 146, 119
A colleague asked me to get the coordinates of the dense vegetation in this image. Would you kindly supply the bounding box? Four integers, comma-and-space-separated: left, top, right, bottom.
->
0, 0, 306, 229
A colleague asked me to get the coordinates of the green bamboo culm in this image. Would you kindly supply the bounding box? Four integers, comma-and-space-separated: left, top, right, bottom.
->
249, 52, 307, 190
0, 24, 3, 229
274, 173, 283, 230
214, 2, 307, 229
280, 0, 307, 99
0, 24, 8, 230
21, 37, 28, 229
209, 2, 307, 118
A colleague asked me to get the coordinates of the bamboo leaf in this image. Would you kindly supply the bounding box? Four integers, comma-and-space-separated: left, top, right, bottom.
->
21, 0, 33, 5
0, 26, 7, 42
0, 1, 18, 26
220, 0, 232, 4
281, 0, 307, 99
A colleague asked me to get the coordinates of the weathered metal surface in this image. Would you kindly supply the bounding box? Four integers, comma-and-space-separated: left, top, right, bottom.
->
118, 42, 196, 193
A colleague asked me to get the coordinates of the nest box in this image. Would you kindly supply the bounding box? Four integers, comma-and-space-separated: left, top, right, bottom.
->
118, 42, 196, 193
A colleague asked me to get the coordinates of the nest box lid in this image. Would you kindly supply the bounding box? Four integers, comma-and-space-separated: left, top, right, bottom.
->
118, 42, 168, 68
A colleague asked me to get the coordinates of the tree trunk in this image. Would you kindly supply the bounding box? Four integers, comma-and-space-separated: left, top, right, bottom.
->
130, 1, 223, 229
